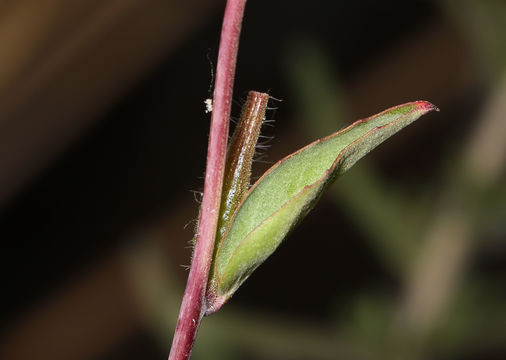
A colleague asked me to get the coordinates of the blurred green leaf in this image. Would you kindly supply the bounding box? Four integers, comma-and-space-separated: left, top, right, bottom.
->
210, 102, 437, 304
427, 278, 506, 357
286, 39, 348, 137
341, 293, 394, 347
441, 0, 506, 77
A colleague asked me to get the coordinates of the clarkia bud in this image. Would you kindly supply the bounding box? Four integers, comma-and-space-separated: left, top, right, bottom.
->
206, 100, 438, 314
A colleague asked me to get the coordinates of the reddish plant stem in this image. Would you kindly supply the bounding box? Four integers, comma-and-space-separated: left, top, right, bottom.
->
168, 1, 247, 359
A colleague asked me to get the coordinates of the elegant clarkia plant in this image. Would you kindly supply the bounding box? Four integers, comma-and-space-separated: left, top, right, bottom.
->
168, 1, 438, 359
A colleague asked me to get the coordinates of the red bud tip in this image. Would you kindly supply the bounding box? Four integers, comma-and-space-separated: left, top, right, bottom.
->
414, 100, 439, 112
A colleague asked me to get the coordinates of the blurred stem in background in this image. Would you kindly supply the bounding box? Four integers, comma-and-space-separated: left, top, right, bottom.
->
395, 71, 506, 359
396, 1, 506, 356
441, 0, 506, 81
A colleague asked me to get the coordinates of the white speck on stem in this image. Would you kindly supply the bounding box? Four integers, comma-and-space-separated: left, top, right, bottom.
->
204, 98, 213, 113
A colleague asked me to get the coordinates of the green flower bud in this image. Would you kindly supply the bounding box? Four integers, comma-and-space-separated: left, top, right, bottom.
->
207, 101, 438, 314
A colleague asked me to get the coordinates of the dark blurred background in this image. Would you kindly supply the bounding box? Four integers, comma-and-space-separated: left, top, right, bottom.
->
0, 1, 505, 359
